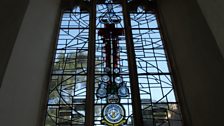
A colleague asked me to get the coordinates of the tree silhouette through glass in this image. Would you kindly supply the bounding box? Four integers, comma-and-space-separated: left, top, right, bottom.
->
45, 0, 183, 126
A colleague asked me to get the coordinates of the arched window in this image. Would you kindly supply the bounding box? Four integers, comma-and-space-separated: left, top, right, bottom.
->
44, 0, 183, 125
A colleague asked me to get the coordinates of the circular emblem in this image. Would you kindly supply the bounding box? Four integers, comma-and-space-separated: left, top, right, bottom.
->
118, 86, 129, 97
104, 67, 111, 73
97, 88, 107, 98
102, 104, 125, 124
102, 75, 110, 82
115, 76, 123, 84
113, 68, 120, 74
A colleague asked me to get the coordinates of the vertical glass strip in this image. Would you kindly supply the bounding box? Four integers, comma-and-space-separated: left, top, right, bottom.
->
45, 7, 89, 126
130, 3, 183, 126
94, 1, 133, 125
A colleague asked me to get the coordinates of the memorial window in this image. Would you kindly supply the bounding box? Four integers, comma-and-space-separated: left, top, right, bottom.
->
44, 0, 183, 126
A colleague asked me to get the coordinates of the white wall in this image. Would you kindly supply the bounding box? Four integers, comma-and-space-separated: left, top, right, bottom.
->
0, 0, 60, 125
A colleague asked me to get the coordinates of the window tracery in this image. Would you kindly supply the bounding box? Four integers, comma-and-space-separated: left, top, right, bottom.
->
45, 0, 183, 125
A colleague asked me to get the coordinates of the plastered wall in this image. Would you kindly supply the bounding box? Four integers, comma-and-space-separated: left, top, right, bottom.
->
0, 0, 60, 125
0, 0, 29, 86
157, 0, 224, 125
196, 0, 224, 58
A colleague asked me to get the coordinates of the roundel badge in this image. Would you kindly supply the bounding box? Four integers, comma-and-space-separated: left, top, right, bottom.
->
102, 104, 126, 125
115, 76, 123, 84
102, 75, 110, 82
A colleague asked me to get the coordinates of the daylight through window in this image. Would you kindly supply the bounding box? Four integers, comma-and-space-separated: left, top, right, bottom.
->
44, 0, 183, 126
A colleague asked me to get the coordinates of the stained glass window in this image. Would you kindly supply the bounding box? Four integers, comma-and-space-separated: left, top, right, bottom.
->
44, 0, 183, 126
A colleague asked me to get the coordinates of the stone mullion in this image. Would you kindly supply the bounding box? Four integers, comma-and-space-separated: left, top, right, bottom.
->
85, 0, 96, 125
121, 0, 144, 125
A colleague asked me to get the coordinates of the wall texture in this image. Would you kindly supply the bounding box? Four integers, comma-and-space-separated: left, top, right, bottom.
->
0, 0, 29, 86
196, 0, 224, 58
158, 0, 224, 125
0, 0, 60, 125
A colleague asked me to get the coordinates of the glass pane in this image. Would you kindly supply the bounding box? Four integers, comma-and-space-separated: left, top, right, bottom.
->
94, 1, 133, 125
130, 4, 183, 126
45, 0, 183, 126
45, 6, 89, 126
